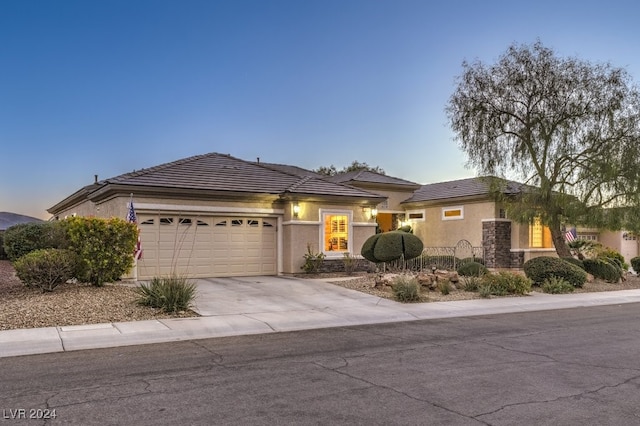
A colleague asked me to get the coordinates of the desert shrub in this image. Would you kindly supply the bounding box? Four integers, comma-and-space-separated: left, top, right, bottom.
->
561, 257, 585, 270
66, 217, 138, 286
301, 243, 325, 274
478, 285, 492, 298
391, 275, 421, 302
13, 248, 79, 292
542, 276, 575, 294
134, 275, 196, 313
457, 261, 488, 277
480, 272, 532, 296
361, 230, 424, 263
438, 280, 452, 295
461, 275, 482, 292
583, 258, 623, 283
631, 256, 640, 273
3, 221, 68, 261
523, 256, 587, 288
341, 253, 359, 275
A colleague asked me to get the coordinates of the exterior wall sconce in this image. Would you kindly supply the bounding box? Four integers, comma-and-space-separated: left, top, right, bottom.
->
371, 208, 378, 219
293, 203, 300, 218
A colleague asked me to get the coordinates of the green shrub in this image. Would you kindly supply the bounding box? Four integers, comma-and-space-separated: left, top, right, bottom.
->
583, 258, 623, 283
3, 221, 68, 261
0, 232, 5, 260
391, 275, 421, 302
461, 275, 482, 292
66, 217, 138, 286
457, 261, 488, 277
13, 249, 79, 292
480, 272, 532, 296
478, 285, 492, 298
596, 248, 628, 271
361, 230, 424, 263
561, 257, 585, 270
134, 275, 197, 313
438, 280, 452, 295
541, 276, 575, 294
301, 243, 325, 274
523, 256, 587, 288
631, 256, 640, 273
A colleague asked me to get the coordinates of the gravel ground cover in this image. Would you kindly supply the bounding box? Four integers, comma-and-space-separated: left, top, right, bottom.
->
2, 260, 640, 331
0, 260, 198, 331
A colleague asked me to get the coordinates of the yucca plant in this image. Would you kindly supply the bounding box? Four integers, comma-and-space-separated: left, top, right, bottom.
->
134, 275, 196, 313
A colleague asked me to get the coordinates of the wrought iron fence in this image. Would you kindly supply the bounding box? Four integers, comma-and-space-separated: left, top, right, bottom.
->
381, 240, 484, 272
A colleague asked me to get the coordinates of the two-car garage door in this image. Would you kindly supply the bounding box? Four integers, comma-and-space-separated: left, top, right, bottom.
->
136, 214, 277, 279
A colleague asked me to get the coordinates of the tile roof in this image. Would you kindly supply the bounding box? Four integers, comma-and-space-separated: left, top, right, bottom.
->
101, 153, 384, 199
257, 162, 324, 179
326, 170, 419, 187
402, 177, 525, 203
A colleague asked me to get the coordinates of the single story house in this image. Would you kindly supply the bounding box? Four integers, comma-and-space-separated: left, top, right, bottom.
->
48, 153, 638, 279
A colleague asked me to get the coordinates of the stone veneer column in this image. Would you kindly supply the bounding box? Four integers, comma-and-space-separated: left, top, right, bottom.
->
482, 219, 512, 269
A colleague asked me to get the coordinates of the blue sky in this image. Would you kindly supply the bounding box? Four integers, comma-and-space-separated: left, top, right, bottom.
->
2, 0, 640, 219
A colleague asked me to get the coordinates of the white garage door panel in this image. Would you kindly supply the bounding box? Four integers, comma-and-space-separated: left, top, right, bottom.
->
137, 215, 277, 279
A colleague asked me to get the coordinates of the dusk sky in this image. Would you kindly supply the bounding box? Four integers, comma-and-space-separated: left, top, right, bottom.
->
2, 0, 640, 219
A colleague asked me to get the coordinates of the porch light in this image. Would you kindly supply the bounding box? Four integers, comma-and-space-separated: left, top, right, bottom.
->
293, 203, 300, 218
371, 208, 378, 219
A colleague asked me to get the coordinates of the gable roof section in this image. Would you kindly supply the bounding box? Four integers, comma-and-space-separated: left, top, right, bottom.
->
403, 177, 525, 204
326, 170, 420, 188
257, 162, 324, 179
49, 153, 385, 213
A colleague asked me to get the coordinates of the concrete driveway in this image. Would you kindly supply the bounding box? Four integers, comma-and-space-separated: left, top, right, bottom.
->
192, 275, 417, 328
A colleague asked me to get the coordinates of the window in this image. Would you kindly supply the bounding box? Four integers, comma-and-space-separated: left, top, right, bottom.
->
141, 219, 155, 225
578, 234, 598, 241
442, 206, 463, 221
215, 220, 227, 227
248, 219, 259, 227
196, 220, 209, 226
322, 212, 350, 253
178, 218, 192, 225
160, 217, 174, 225
231, 219, 243, 227
529, 217, 544, 248
406, 210, 425, 221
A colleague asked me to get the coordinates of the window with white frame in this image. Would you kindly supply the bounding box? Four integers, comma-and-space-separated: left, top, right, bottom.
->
578, 234, 598, 241
321, 211, 351, 254
442, 206, 464, 221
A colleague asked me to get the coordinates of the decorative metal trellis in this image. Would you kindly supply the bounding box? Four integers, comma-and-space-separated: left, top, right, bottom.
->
382, 239, 484, 272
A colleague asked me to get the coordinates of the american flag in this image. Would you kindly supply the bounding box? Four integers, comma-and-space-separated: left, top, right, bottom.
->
565, 227, 577, 242
127, 200, 143, 260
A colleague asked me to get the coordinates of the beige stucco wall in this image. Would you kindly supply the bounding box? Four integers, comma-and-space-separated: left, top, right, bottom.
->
409, 200, 497, 247
281, 200, 377, 273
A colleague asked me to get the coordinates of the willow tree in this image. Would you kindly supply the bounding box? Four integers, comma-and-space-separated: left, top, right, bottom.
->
447, 41, 640, 257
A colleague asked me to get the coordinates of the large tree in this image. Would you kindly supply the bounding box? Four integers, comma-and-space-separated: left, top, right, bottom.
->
447, 41, 640, 257
314, 160, 385, 176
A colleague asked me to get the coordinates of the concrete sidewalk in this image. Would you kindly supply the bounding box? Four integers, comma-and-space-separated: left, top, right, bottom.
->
3, 275, 640, 358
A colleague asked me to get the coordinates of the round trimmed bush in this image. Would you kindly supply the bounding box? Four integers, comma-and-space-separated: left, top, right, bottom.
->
631, 256, 640, 273
361, 230, 424, 263
523, 256, 587, 288
457, 261, 488, 277
561, 257, 585, 270
583, 258, 623, 283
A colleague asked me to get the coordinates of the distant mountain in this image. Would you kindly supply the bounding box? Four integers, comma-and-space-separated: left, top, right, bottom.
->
0, 212, 44, 231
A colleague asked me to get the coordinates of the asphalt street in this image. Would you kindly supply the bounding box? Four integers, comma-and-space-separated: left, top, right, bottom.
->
2, 304, 640, 425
